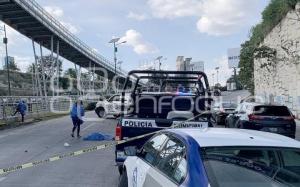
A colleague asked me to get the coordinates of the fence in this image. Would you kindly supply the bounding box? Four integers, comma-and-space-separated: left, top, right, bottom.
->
0, 95, 101, 121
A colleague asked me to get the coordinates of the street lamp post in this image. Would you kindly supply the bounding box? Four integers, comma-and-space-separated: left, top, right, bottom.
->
118, 61, 123, 70
155, 56, 163, 70
109, 38, 126, 76
155, 56, 167, 70
1, 25, 11, 96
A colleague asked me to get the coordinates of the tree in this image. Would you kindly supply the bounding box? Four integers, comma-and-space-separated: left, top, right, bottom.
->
3, 56, 20, 71
64, 68, 77, 79
27, 55, 63, 78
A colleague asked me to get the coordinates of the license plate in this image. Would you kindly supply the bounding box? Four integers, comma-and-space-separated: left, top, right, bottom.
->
172, 121, 208, 129
269, 128, 278, 132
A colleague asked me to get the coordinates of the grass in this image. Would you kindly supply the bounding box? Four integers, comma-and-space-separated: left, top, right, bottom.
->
0, 112, 69, 130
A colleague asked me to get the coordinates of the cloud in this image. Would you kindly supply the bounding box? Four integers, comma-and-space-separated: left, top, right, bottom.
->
196, 0, 260, 36
206, 55, 233, 86
121, 29, 158, 55
147, 0, 261, 36
14, 56, 34, 72
44, 6, 80, 34
127, 12, 149, 21
147, 0, 202, 19
44, 6, 64, 18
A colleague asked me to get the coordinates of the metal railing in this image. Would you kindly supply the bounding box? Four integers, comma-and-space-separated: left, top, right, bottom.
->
13, 0, 127, 77
0, 96, 100, 121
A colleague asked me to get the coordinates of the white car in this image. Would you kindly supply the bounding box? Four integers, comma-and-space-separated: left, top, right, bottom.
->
95, 94, 132, 118
119, 128, 300, 187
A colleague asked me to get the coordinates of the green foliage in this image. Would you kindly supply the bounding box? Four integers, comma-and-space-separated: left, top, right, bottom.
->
239, 0, 300, 94
3, 57, 19, 71
64, 68, 77, 79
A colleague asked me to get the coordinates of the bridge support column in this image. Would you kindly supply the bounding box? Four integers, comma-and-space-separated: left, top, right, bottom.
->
55, 40, 60, 96
39, 43, 47, 98
32, 39, 42, 97
50, 36, 54, 97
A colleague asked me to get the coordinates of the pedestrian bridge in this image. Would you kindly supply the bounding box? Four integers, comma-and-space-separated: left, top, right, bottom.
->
0, 0, 126, 79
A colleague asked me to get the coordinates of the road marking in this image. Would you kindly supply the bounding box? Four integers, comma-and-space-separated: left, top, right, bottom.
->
0, 112, 210, 176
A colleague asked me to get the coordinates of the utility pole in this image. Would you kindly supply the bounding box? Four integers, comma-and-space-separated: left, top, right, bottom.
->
2, 25, 11, 96
215, 67, 220, 85
233, 67, 237, 90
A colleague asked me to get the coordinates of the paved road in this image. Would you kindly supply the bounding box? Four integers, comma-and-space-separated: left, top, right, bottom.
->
220, 90, 251, 103
0, 112, 119, 187
0, 90, 298, 187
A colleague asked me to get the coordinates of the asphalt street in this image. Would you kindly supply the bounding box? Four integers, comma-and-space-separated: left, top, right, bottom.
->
0, 90, 299, 187
0, 112, 119, 187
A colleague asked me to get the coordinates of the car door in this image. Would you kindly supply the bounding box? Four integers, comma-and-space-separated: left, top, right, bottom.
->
127, 133, 169, 187
143, 135, 187, 187
228, 104, 245, 128
106, 95, 119, 113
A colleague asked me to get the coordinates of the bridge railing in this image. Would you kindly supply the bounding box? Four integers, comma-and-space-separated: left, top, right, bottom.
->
13, 0, 127, 77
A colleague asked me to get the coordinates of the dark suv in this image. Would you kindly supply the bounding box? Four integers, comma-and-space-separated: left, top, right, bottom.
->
225, 102, 296, 139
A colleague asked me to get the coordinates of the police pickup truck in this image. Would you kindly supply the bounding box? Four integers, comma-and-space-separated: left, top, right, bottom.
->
115, 70, 213, 171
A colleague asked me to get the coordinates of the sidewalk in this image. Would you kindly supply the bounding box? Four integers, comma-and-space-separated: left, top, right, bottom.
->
0, 112, 68, 131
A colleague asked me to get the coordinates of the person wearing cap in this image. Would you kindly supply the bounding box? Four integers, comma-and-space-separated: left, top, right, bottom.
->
70, 100, 85, 138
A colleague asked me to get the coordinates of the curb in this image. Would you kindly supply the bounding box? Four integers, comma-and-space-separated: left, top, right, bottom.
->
0, 114, 67, 131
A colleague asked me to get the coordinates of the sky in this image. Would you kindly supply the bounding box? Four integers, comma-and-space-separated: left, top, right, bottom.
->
0, 0, 270, 85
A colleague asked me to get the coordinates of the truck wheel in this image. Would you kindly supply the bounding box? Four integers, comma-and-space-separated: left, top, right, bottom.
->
95, 107, 105, 118
118, 169, 128, 187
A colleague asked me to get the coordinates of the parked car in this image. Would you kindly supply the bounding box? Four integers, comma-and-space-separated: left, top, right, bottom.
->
213, 89, 221, 96
95, 94, 132, 118
225, 102, 296, 138
119, 128, 300, 187
212, 102, 237, 125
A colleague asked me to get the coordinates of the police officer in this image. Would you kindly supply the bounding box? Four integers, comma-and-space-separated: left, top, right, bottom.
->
70, 100, 85, 138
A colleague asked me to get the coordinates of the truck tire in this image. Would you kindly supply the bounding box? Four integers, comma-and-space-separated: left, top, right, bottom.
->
95, 107, 105, 118
118, 169, 128, 187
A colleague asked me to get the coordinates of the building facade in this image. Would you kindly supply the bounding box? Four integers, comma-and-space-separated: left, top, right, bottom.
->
176, 56, 204, 72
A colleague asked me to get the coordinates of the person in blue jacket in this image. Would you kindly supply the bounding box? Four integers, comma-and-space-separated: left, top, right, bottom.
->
70, 100, 85, 138
13, 100, 27, 122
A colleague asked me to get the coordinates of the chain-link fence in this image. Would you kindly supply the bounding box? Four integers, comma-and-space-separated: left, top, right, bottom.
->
0, 96, 100, 121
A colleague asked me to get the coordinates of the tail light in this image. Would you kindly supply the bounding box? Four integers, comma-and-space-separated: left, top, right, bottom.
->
248, 114, 264, 121
281, 116, 295, 121
115, 126, 122, 141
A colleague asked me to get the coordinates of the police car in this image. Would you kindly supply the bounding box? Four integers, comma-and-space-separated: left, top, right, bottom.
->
118, 128, 300, 187
116, 70, 214, 167
95, 94, 132, 118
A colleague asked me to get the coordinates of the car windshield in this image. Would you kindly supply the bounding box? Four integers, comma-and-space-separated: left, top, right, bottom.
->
222, 103, 237, 108
201, 147, 300, 187
253, 106, 291, 116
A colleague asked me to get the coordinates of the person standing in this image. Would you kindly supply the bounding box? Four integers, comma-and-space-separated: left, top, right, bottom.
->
13, 100, 27, 122
70, 100, 85, 138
